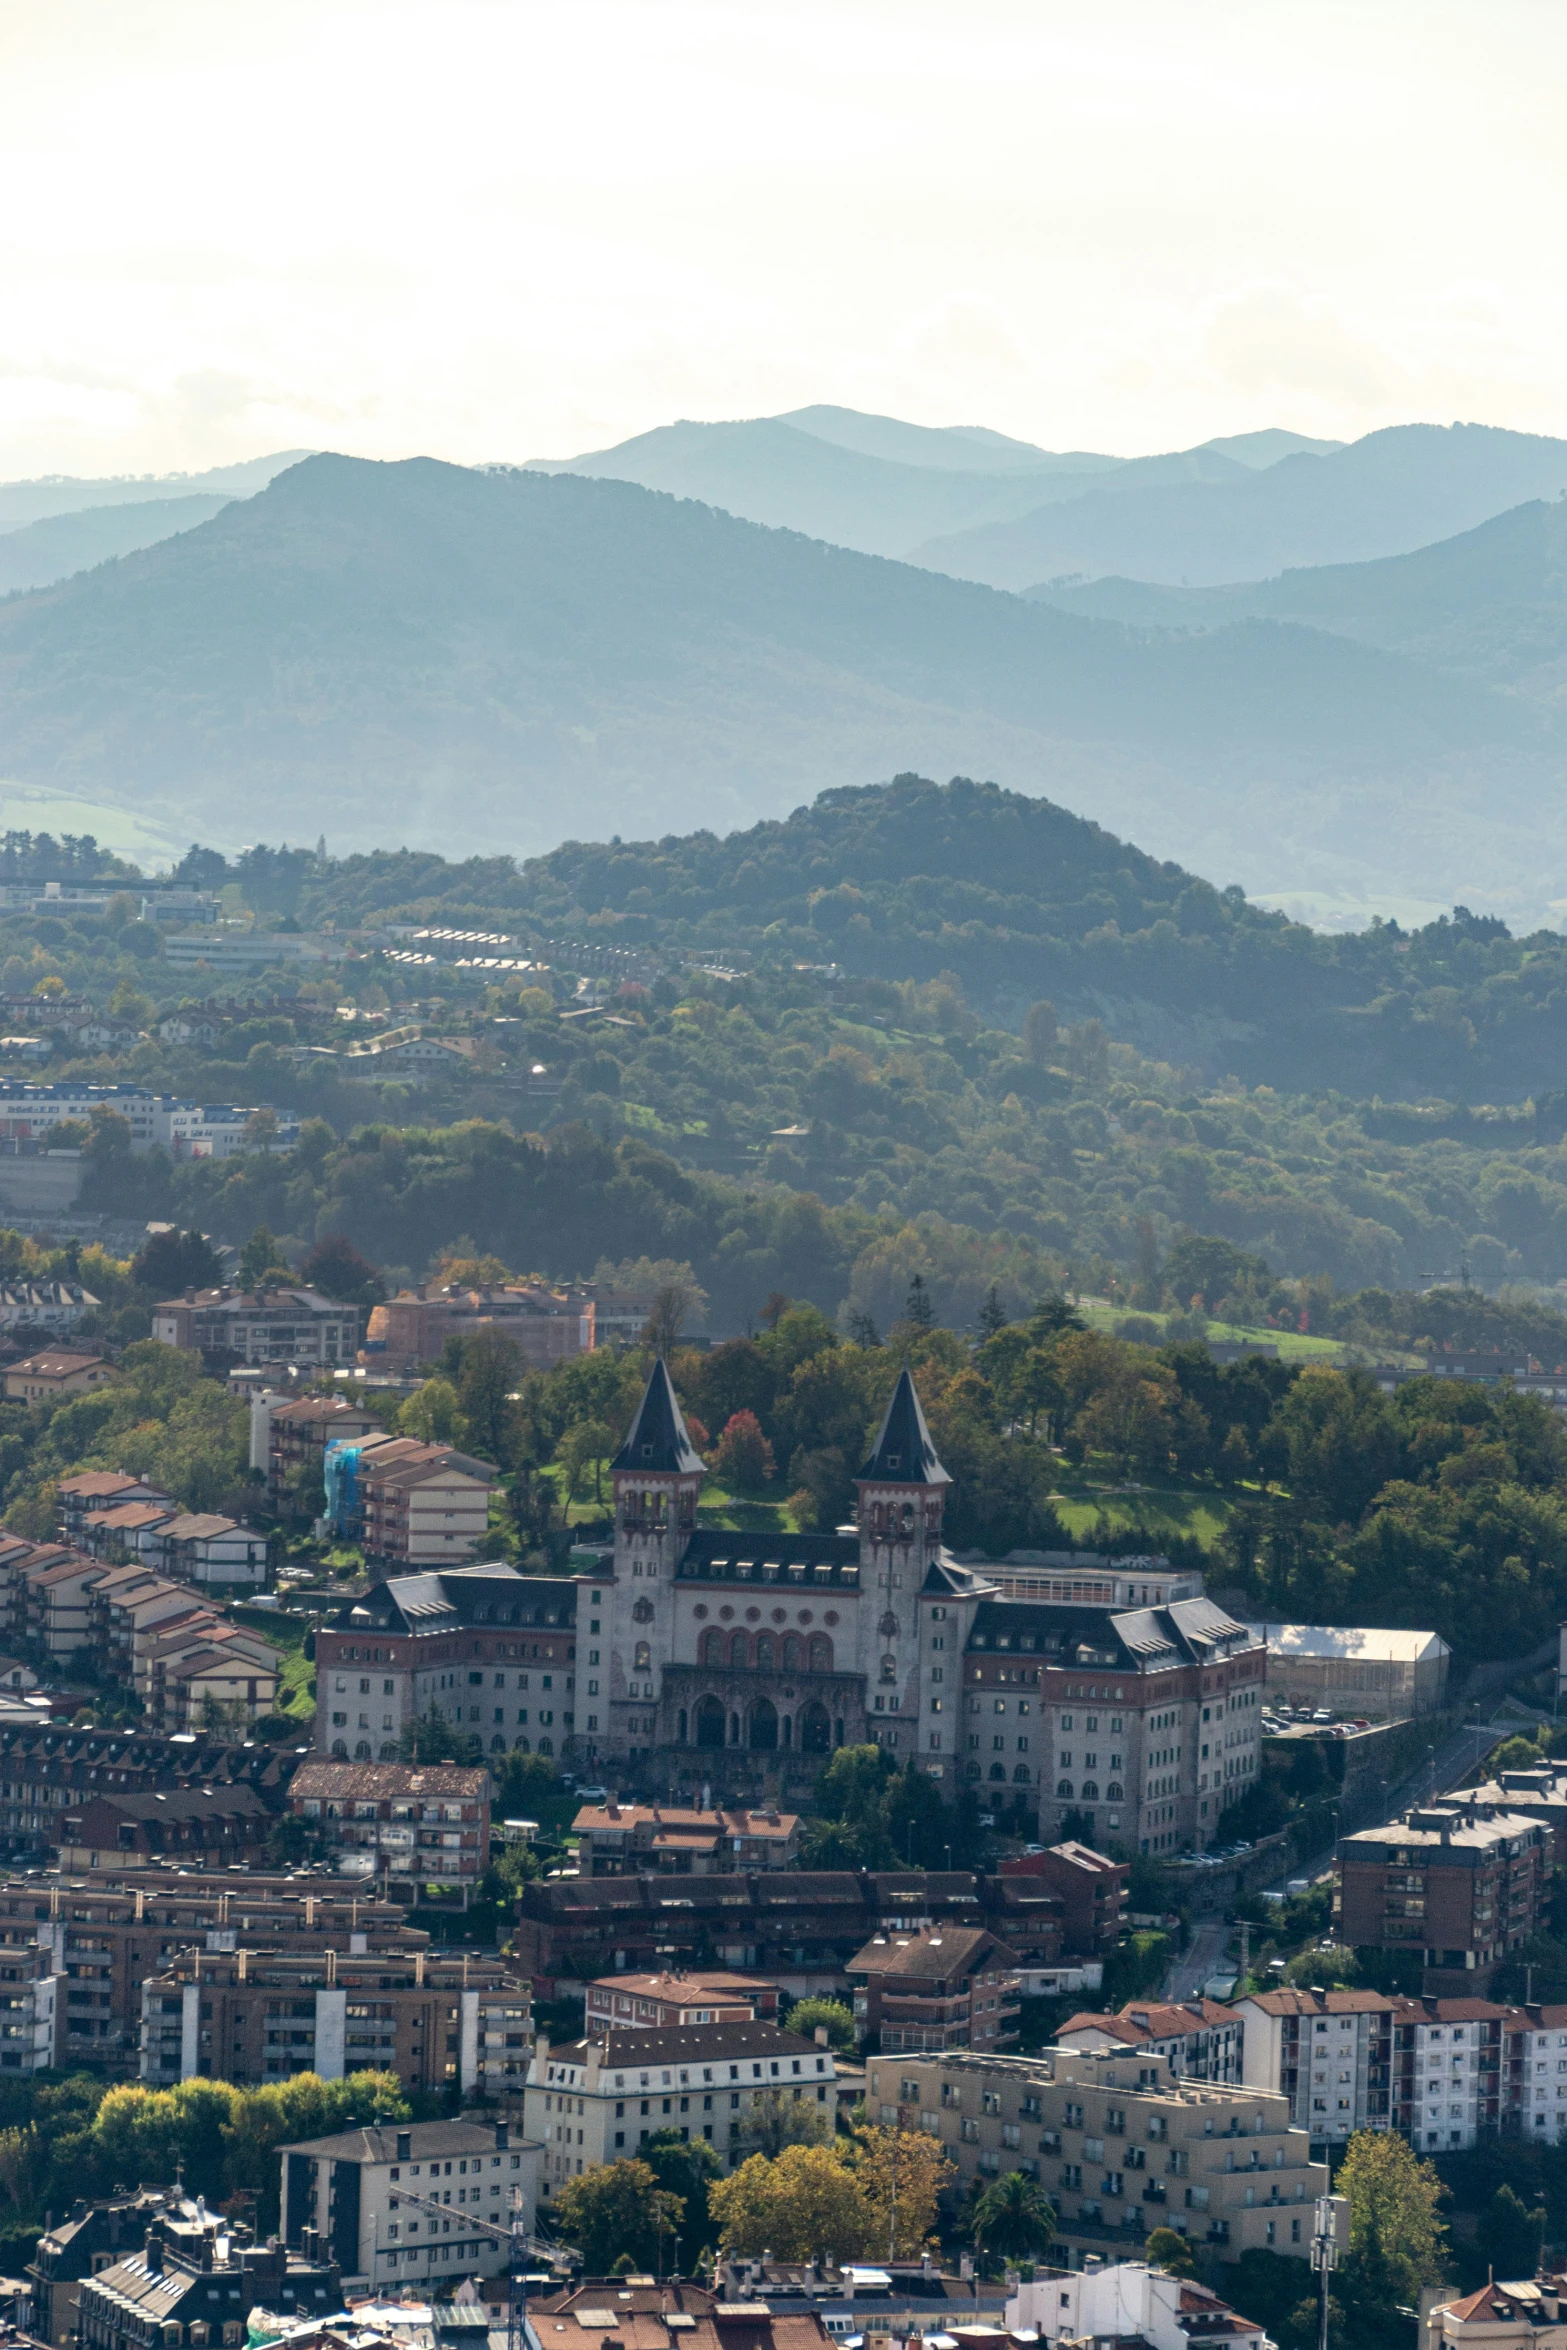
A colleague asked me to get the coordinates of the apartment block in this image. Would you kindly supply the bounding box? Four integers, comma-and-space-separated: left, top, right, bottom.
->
583, 1969, 780, 2033
512, 1868, 1067, 2001
1238, 1985, 1567, 2152
1054, 1998, 1243, 2084
863, 2046, 1327, 2266
151, 1287, 360, 1369
846, 1924, 1021, 2053
525, 2021, 838, 2194
364, 1282, 595, 1373
357, 1442, 496, 1570
29, 2191, 170, 2347
0, 1875, 426, 2071
78, 2203, 340, 2350
0, 1724, 294, 1862
0, 1943, 61, 2072
289, 1761, 490, 1887
313, 1563, 577, 1764
997, 1841, 1129, 1954
140, 1946, 530, 2097
281, 2118, 538, 2293
1336, 1803, 1553, 1991
56, 1785, 275, 1870
572, 1798, 800, 1875
263, 1394, 381, 1506
4, 1345, 109, 1397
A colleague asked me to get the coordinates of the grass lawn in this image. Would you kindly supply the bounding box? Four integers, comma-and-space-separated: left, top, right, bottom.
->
1047, 1476, 1234, 1551
1071, 1295, 1402, 1364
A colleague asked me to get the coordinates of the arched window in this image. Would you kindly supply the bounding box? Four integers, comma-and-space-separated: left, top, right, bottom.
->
354, 1740, 372, 1760
1081, 1781, 1099, 1800
989, 1762, 1006, 1780
702, 1629, 722, 1667
491, 1733, 506, 1750
755, 1635, 774, 1671
966, 1761, 982, 1779
514, 1736, 531, 1752
331, 1740, 348, 1758
808, 1634, 832, 1674
1107, 1782, 1124, 1802
782, 1635, 802, 1671
1057, 1779, 1074, 1798
729, 1632, 748, 1669
634, 1641, 651, 1670
1013, 1764, 1031, 1783
538, 1736, 554, 1756
800, 1701, 831, 1754
749, 1699, 778, 1752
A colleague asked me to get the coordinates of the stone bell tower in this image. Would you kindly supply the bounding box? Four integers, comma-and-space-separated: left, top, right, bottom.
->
603, 1356, 704, 1770
854, 1367, 949, 1757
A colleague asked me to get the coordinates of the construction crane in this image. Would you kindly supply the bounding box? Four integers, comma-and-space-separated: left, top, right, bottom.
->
378, 2179, 573, 2350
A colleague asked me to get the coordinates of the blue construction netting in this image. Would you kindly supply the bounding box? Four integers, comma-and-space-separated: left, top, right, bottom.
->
322, 1438, 365, 1533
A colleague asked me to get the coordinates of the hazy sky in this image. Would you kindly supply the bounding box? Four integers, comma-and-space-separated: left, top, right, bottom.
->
2, 0, 1565, 477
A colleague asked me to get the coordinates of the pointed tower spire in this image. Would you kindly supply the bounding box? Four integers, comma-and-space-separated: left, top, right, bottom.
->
858, 1366, 949, 1486
610, 1355, 705, 1475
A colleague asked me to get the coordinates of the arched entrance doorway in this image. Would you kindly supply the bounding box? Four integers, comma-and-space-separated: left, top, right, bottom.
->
799, 1700, 831, 1754
694, 1696, 726, 1748
748, 1698, 778, 1751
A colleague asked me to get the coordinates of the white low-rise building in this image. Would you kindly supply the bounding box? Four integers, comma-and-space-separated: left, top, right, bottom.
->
1246, 1621, 1449, 1718
279, 2117, 540, 2291
1007, 2261, 1267, 2350
526, 2021, 838, 2197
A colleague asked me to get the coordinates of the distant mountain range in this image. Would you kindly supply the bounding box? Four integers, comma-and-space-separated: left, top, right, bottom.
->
528, 411, 1567, 586
0, 454, 310, 598
1025, 495, 1567, 700
525, 408, 1342, 565
0, 450, 1557, 922
0, 494, 235, 598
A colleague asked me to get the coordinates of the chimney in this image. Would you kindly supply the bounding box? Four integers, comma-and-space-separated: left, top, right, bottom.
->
814, 2027, 829, 2048
396, 2131, 411, 2164
144, 2225, 163, 2276
494, 2122, 508, 2151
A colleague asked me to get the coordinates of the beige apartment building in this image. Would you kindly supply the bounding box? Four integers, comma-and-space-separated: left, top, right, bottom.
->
864, 2045, 1327, 2267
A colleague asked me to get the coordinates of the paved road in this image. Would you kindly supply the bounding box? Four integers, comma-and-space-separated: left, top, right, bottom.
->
1260, 1713, 1509, 1898
1163, 1914, 1231, 2000
1158, 1711, 1518, 1995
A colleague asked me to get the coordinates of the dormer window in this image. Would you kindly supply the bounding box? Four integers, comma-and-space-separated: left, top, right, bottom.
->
641, 1445, 654, 1460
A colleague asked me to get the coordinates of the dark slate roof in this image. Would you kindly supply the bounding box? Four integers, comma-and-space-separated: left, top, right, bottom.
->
611, 1357, 705, 1476
858, 1369, 949, 1486
966, 1596, 1258, 1674
675, 1529, 859, 1586
337, 1567, 578, 1635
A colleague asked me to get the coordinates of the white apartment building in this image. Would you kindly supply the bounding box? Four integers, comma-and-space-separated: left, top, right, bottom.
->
280, 2117, 540, 2290
1238, 1987, 1559, 2151
1006, 2262, 1267, 2350
526, 2021, 838, 2197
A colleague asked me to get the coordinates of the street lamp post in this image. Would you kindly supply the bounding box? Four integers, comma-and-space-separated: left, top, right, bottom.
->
1311, 2194, 1350, 2350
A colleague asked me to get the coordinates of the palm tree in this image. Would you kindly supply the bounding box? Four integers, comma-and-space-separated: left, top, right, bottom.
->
970, 2169, 1058, 2261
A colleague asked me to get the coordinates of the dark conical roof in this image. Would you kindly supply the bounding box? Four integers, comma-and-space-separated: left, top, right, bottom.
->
857, 1367, 950, 1485
610, 1356, 705, 1475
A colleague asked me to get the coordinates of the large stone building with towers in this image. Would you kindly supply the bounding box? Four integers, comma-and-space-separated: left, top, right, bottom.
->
319, 1359, 1265, 1856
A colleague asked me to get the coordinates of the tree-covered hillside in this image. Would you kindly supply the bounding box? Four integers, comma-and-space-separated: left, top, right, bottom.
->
0, 454, 1546, 914
199, 776, 1567, 1102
